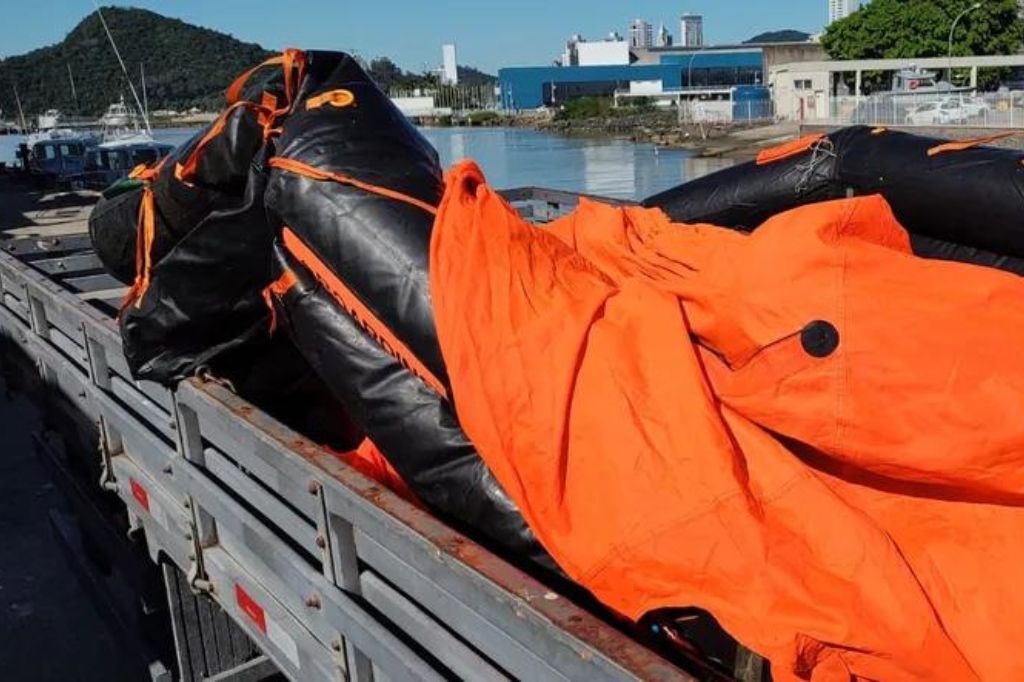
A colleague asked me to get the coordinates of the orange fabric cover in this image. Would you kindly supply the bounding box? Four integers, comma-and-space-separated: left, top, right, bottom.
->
429, 160, 1024, 681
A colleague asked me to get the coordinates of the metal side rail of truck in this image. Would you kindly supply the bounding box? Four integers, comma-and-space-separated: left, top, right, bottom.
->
0, 186, 762, 682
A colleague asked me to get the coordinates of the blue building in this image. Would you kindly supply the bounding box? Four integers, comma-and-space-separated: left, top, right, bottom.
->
499, 47, 766, 110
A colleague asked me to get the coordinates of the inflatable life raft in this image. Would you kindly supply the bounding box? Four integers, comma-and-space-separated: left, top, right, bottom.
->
644, 126, 1024, 275
89, 47, 1024, 680
90, 49, 550, 568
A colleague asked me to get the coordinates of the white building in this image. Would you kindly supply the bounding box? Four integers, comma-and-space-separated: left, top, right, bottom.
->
441, 43, 458, 85
828, 0, 857, 25
680, 14, 704, 48
657, 23, 673, 47
629, 19, 654, 49
576, 38, 630, 66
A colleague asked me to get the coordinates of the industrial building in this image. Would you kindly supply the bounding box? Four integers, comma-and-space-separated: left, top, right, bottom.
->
499, 41, 824, 111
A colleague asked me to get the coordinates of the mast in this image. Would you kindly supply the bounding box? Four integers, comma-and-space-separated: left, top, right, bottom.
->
67, 63, 79, 113
91, 1, 152, 135
12, 85, 27, 133
140, 62, 148, 120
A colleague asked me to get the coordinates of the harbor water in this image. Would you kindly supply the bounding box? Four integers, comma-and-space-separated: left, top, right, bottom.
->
1, 126, 732, 200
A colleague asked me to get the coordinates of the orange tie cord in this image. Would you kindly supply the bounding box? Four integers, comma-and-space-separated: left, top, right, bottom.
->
174, 100, 273, 184
268, 157, 438, 215
120, 157, 169, 313
280, 227, 447, 398
755, 133, 825, 165
177, 50, 309, 185
305, 89, 356, 110
926, 131, 1016, 156
261, 267, 298, 334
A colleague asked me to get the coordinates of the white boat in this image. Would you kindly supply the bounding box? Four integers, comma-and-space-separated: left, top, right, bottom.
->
37, 108, 63, 130
99, 96, 132, 127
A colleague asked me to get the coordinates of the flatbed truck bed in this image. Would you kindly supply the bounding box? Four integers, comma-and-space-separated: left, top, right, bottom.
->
0, 181, 748, 682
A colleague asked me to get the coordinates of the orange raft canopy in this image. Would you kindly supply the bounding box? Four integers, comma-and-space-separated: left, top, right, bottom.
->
429, 160, 1024, 681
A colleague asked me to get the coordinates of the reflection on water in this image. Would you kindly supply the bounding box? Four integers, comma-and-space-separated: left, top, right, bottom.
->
1, 126, 734, 202
418, 127, 735, 201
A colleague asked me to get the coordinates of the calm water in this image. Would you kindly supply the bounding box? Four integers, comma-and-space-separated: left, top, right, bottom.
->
1, 126, 732, 200
420, 127, 732, 200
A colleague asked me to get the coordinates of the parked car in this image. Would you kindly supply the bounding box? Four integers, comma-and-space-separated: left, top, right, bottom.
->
958, 96, 990, 119
905, 99, 969, 125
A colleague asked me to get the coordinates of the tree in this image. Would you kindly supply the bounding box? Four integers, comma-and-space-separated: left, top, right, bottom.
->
367, 58, 404, 91
823, 0, 1024, 61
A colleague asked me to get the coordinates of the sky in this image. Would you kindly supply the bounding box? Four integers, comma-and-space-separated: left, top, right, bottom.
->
0, 1, 829, 74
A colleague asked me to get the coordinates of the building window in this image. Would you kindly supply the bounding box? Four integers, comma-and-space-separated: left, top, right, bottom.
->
794, 79, 813, 90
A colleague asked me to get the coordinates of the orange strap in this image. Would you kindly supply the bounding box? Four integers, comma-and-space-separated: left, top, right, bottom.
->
269, 157, 438, 215
756, 133, 826, 165
226, 55, 284, 105
227, 49, 306, 106
306, 89, 356, 110
120, 157, 169, 313
281, 227, 448, 398
261, 267, 298, 334
175, 100, 273, 184
927, 132, 1015, 157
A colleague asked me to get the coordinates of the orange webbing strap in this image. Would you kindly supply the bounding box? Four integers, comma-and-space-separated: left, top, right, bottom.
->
227, 48, 306, 106
306, 89, 355, 110
120, 157, 168, 313
281, 227, 448, 398
174, 100, 273, 184
226, 55, 285, 105
268, 157, 438, 216
755, 133, 826, 165
261, 267, 298, 334
927, 131, 1016, 157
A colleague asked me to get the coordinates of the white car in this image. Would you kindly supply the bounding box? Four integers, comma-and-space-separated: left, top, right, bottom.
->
905, 100, 968, 125
958, 96, 990, 119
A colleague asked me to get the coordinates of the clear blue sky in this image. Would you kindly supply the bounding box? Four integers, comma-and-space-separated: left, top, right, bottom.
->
0, 1, 828, 73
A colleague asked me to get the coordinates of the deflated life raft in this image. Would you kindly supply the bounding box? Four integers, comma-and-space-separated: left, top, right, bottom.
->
90, 45, 1024, 680
431, 160, 1024, 682
644, 125, 1024, 274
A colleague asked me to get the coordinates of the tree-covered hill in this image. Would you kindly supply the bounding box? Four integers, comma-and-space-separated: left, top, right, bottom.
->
0, 7, 497, 121
745, 30, 812, 44
0, 6, 273, 118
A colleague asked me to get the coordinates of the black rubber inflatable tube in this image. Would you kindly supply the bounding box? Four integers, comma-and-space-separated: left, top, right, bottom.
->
644, 126, 1024, 271
269, 242, 554, 568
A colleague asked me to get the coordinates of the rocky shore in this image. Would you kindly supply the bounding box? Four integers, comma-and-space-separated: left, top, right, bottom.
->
505, 109, 799, 161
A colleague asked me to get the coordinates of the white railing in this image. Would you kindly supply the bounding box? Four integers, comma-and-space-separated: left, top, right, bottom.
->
795, 92, 1024, 128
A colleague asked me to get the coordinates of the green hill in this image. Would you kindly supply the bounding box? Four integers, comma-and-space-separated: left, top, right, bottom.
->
0, 7, 273, 118
745, 30, 812, 44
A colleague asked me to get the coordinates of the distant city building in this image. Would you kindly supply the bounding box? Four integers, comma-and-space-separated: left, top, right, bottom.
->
629, 19, 654, 49
577, 36, 630, 66
657, 23, 673, 47
680, 14, 704, 48
828, 0, 857, 25
441, 43, 458, 85
560, 34, 585, 66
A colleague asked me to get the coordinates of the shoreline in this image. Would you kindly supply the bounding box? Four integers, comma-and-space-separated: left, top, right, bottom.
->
421, 110, 800, 162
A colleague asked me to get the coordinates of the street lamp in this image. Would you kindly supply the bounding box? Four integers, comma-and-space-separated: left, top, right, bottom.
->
948, 2, 981, 85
